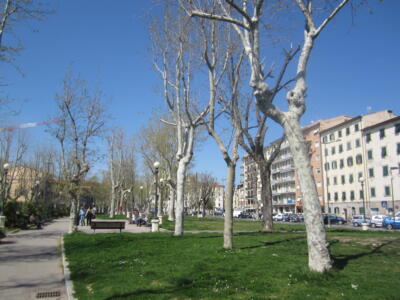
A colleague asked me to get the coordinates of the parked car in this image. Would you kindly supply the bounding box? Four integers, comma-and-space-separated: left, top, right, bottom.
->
238, 211, 253, 219
289, 214, 302, 222
233, 209, 243, 218
213, 210, 224, 216
382, 217, 400, 230
323, 214, 346, 225
370, 215, 387, 228
273, 213, 284, 221
351, 215, 371, 227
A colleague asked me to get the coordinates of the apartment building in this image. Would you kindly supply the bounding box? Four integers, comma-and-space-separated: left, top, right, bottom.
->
213, 184, 225, 210
320, 110, 396, 220
363, 116, 400, 215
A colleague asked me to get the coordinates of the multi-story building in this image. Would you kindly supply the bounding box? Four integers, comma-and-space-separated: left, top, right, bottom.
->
363, 116, 400, 215
320, 110, 396, 220
213, 184, 225, 210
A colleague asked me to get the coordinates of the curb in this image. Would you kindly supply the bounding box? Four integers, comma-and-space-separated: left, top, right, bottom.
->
61, 234, 77, 300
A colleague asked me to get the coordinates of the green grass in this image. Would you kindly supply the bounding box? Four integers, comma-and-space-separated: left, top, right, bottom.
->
160, 216, 306, 232
64, 229, 400, 300
95, 214, 127, 220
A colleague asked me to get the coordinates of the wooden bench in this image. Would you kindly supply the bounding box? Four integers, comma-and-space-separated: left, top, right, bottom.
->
90, 220, 126, 233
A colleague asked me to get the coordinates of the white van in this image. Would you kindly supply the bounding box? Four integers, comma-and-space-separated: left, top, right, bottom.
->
233, 209, 243, 218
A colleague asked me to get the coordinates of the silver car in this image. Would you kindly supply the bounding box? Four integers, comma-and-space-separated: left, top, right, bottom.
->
370, 215, 387, 228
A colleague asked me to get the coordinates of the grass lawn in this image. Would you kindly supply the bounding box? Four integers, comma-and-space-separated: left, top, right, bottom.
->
95, 214, 127, 220
64, 229, 400, 300
161, 216, 306, 232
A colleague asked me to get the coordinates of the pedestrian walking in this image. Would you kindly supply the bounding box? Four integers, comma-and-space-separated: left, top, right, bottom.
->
86, 208, 94, 226
79, 206, 86, 226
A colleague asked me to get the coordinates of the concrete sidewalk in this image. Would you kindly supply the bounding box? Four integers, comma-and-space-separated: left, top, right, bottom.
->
0, 218, 69, 300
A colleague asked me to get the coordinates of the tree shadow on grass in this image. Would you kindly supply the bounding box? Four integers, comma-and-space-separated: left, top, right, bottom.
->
103, 287, 179, 299
239, 236, 305, 250
331, 241, 393, 270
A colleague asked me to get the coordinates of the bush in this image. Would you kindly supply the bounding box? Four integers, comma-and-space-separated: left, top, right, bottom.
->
3, 200, 69, 229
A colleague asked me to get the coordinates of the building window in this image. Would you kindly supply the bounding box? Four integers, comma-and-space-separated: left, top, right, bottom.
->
322, 136, 328, 143
359, 190, 364, 200
333, 177, 337, 185
368, 168, 374, 178
358, 172, 363, 180
380, 128, 385, 139
383, 165, 389, 177
381, 147, 387, 158
397, 143, 400, 155
349, 174, 354, 183
332, 161, 337, 169
342, 192, 346, 201
356, 154, 363, 164
350, 190, 355, 200
355, 124, 359, 132
324, 162, 330, 171
341, 175, 345, 184
316, 168, 321, 174
370, 187, 376, 198
384, 186, 391, 197
339, 144, 343, 153
347, 156, 353, 167
334, 192, 338, 201
355, 139, 361, 148
327, 177, 330, 186
324, 148, 328, 156
366, 133, 371, 143
329, 133, 334, 141
338, 130, 342, 138
346, 127, 350, 135
331, 147, 336, 155
340, 159, 344, 169
327, 193, 331, 201
347, 142, 352, 151
396, 123, 400, 135
367, 150, 373, 160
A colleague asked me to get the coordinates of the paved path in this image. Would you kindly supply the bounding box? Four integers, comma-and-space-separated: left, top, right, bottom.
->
0, 217, 169, 300
0, 218, 69, 300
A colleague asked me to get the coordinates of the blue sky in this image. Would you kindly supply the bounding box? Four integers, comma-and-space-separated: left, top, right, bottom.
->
1, 0, 399, 183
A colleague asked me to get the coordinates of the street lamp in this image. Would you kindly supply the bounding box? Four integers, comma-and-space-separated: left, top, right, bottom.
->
0, 163, 10, 234
0, 163, 10, 216
359, 177, 366, 220
159, 178, 165, 216
390, 166, 399, 216
153, 161, 160, 218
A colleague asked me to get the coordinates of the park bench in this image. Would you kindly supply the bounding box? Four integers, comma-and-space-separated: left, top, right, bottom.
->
90, 220, 126, 233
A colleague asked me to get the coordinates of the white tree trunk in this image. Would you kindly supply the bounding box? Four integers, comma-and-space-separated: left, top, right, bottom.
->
68, 199, 77, 234
109, 186, 117, 218
283, 117, 331, 272
168, 187, 175, 221
174, 159, 187, 235
224, 162, 235, 249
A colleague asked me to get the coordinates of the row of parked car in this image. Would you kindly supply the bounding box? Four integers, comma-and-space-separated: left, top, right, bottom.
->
351, 214, 400, 229
272, 212, 400, 230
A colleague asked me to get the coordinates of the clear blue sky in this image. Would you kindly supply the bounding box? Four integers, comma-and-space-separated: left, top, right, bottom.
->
1, 0, 399, 183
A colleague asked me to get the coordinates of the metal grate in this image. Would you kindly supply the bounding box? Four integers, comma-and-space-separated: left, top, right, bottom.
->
36, 291, 61, 298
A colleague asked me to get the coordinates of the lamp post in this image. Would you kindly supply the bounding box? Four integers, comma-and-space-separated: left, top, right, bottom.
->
390, 166, 399, 216
359, 177, 366, 220
0, 163, 10, 234
159, 178, 165, 216
153, 161, 160, 218
0, 163, 10, 216
139, 185, 143, 210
